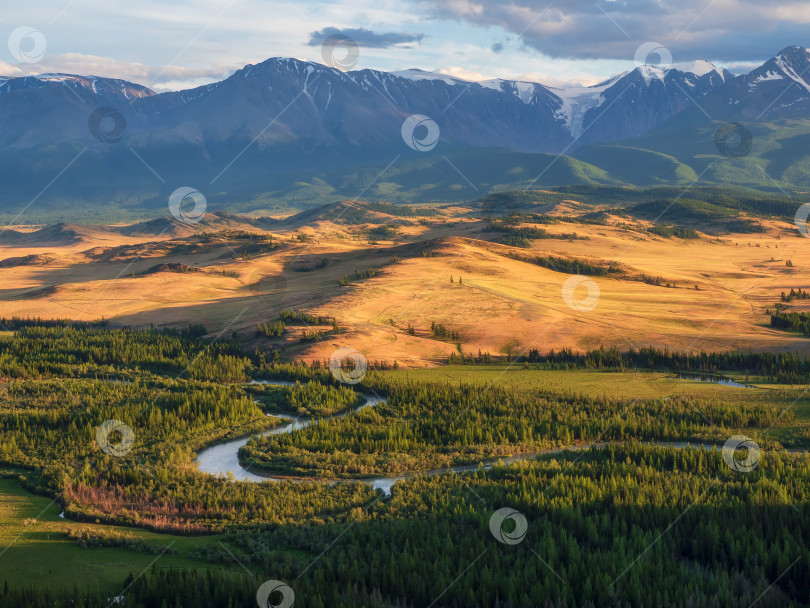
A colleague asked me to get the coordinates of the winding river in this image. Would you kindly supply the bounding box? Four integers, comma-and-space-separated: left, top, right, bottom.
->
194, 380, 770, 496
195, 381, 406, 494
195, 380, 550, 495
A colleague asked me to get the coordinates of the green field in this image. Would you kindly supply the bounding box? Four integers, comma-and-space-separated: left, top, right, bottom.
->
375, 365, 810, 448
2, 325, 810, 606
0, 479, 239, 593
376, 365, 768, 398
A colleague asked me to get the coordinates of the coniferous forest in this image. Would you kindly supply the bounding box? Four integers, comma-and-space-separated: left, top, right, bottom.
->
6, 0, 810, 603
1, 323, 809, 607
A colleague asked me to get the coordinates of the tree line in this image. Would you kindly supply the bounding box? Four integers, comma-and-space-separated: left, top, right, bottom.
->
3, 445, 809, 607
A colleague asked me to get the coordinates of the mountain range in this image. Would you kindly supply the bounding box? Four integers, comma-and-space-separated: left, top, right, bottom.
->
2, 45, 810, 219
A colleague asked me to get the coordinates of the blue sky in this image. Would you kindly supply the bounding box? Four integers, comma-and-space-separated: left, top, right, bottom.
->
0, 0, 805, 91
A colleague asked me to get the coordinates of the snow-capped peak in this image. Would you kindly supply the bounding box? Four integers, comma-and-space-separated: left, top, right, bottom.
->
772, 54, 810, 93
670, 60, 724, 78
747, 47, 810, 93
635, 60, 726, 84
389, 69, 465, 85
633, 60, 725, 85
774, 45, 810, 65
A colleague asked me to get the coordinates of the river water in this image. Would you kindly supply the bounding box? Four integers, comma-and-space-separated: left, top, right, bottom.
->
194, 379, 761, 496
195, 381, 405, 492
195, 380, 548, 495
676, 373, 757, 388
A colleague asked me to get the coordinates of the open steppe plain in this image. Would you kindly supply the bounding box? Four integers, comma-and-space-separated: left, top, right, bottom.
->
0, 198, 806, 365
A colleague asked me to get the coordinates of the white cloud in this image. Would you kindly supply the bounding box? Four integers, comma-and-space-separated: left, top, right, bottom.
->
0, 0, 802, 92
434, 66, 601, 88
514, 72, 604, 88
416, 0, 810, 62
436, 66, 487, 80
0, 53, 238, 91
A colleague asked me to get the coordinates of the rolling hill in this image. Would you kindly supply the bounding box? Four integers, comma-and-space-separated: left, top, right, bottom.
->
1, 46, 810, 220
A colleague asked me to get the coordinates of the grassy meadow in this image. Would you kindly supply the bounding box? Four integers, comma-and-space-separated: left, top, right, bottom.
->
0, 479, 241, 593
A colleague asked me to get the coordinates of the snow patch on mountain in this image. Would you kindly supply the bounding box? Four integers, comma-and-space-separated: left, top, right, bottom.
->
390, 69, 463, 85
478, 79, 547, 105
477, 78, 504, 92
636, 65, 669, 85
634, 60, 725, 86
749, 71, 785, 90
773, 55, 810, 93
671, 60, 724, 78
549, 84, 610, 138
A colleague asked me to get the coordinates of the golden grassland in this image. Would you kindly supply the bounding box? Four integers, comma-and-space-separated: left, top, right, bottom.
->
0, 203, 807, 367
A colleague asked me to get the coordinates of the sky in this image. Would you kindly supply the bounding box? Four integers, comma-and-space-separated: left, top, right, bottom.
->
0, 0, 806, 91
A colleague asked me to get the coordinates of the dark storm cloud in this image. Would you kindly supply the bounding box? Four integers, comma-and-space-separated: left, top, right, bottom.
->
307, 27, 424, 49
417, 0, 810, 61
